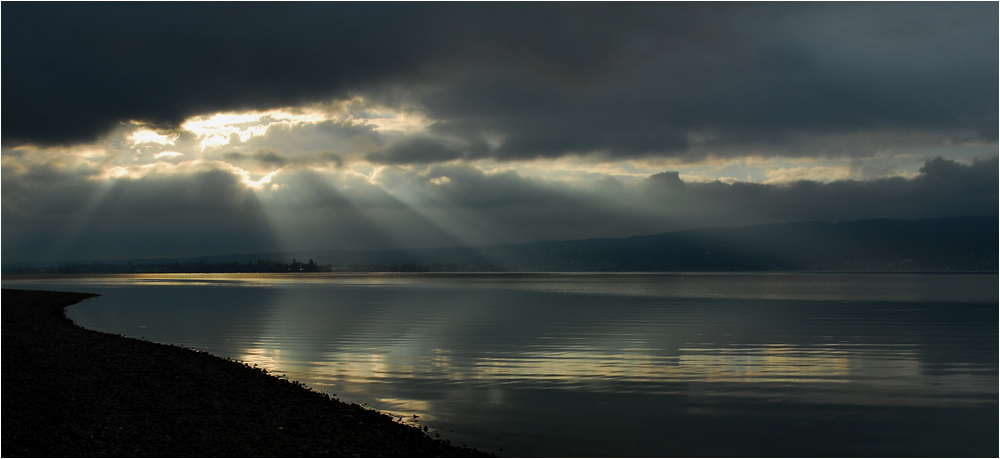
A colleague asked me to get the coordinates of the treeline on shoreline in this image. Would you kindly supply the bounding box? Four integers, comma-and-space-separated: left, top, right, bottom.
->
10, 258, 332, 275
5, 259, 509, 275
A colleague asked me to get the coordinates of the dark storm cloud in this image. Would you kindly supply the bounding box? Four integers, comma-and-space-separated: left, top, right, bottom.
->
3, 2, 416, 145
222, 148, 344, 172
424, 70, 694, 160
367, 138, 465, 165
6, 3, 994, 157
646, 171, 686, 194
6, 2, 703, 145
224, 149, 288, 167
423, 3, 997, 160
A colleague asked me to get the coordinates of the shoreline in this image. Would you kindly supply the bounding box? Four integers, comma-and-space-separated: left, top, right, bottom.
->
2, 288, 489, 457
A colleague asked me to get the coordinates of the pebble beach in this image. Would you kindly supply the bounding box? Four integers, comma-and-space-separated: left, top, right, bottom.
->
2, 289, 488, 457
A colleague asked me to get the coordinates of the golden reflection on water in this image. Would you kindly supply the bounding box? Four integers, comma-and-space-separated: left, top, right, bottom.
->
241, 345, 286, 370
240, 345, 909, 384
233, 341, 977, 408
20, 272, 997, 302
376, 398, 437, 424
678, 345, 856, 384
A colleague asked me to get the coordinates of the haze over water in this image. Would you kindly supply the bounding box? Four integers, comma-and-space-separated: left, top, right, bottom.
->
8, 273, 997, 457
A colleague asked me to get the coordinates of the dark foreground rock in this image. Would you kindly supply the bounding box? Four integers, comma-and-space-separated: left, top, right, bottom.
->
2, 289, 489, 457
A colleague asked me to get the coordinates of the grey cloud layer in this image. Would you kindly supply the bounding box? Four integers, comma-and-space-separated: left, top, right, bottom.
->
4, 156, 994, 263
639, 157, 999, 225
4, 3, 996, 160
3, 3, 996, 263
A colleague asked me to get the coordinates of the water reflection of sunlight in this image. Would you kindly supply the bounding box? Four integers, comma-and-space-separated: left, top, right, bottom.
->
678, 345, 857, 384
241, 345, 286, 370
231, 336, 991, 407
375, 397, 436, 425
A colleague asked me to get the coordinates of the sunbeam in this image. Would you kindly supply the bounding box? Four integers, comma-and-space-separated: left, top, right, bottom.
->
4, 5, 997, 459
37, 173, 119, 263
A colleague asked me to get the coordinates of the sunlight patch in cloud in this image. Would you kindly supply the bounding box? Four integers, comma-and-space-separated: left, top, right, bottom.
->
127, 127, 178, 146
86, 156, 282, 193
348, 106, 433, 134
663, 155, 934, 185
181, 109, 327, 151
178, 97, 435, 152
365, 165, 388, 185
429, 176, 452, 186
763, 166, 854, 184
94, 161, 192, 181
104, 165, 133, 180
239, 168, 281, 191
1, 144, 115, 175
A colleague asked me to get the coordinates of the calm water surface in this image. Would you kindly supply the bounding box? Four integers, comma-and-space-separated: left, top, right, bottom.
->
6, 273, 997, 457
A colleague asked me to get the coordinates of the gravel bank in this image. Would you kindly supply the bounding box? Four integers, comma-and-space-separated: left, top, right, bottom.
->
2, 289, 489, 457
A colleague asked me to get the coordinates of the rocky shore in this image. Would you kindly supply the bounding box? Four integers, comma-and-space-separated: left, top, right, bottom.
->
2, 289, 489, 457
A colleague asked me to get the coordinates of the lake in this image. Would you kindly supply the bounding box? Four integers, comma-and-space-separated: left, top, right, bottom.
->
5, 273, 997, 457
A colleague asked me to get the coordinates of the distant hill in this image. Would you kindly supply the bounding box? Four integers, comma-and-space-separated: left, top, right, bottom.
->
6, 216, 997, 273
308, 216, 995, 272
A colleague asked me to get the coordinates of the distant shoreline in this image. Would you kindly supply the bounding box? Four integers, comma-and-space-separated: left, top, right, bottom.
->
5, 216, 995, 274
1, 288, 488, 457
3, 269, 997, 281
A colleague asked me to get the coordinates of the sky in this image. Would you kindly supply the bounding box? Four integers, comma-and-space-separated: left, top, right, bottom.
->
2, 2, 997, 264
